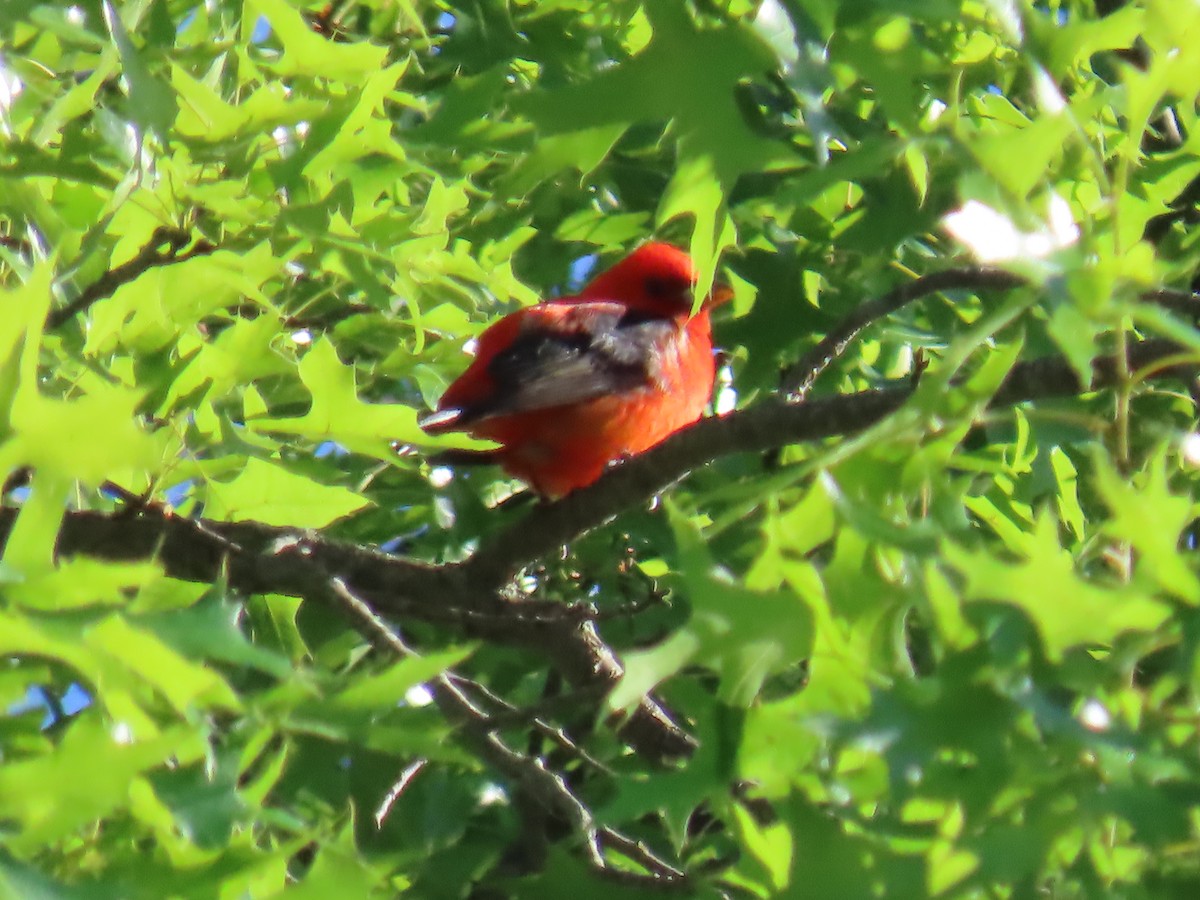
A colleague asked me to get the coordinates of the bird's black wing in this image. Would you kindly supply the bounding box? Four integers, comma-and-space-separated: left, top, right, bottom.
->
466, 305, 676, 422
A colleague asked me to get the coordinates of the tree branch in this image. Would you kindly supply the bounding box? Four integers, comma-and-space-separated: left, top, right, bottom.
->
1139, 287, 1200, 319
448, 673, 613, 773
46, 227, 217, 331
34, 508, 696, 760
325, 577, 691, 889
208, 301, 378, 333
779, 266, 1028, 398
13, 337, 1194, 764
463, 337, 1190, 589
777, 268, 1200, 401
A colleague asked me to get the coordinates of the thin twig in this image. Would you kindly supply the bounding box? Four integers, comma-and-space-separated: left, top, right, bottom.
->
599, 828, 688, 881
448, 673, 612, 773
780, 267, 1199, 401
0, 234, 32, 254
588, 593, 669, 621
779, 266, 1027, 398
324, 577, 691, 888
457, 682, 609, 729
213, 301, 377, 331
47, 227, 216, 330
375, 758, 428, 827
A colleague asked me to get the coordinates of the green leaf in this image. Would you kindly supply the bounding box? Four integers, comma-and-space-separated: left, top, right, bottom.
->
327, 646, 474, 712
610, 503, 813, 710
1037, 3, 1144, 73
1, 470, 68, 573
506, 126, 628, 197
1050, 447, 1085, 541
903, 143, 929, 206
245, 0, 389, 80
205, 457, 369, 528
513, 11, 792, 268
785, 794, 924, 898
33, 63, 115, 146
0, 716, 205, 852
945, 514, 1171, 659
553, 208, 652, 248
970, 111, 1074, 199
248, 337, 430, 458
733, 803, 793, 893
1093, 450, 1200, 603
87, 242, 283, 355
86, 615, 242, 714
148, 747, 245, 849
141, 593, 294, 680
0, 853, 84, 900
278, 822, 383, 897
0, 383, 164, 484
8, 557, 161, 611
101, 1, 177, 139
1046, 300, 1100, 389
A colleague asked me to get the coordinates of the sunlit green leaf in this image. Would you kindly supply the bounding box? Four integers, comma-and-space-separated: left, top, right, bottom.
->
205, 456, 369, 527
248, 337, 431, 458
945, 514, 1172, 659
1093, 450, 1200, 603
611, 503, 813, 710
0, 716, 205, 851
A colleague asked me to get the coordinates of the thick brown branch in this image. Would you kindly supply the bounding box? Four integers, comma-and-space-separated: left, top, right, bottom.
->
461, 391, 908, 589
50, 510, 447, 600
32, 507, 695, 760
465, 337, 1190, 589
1140, 288, 1200, 319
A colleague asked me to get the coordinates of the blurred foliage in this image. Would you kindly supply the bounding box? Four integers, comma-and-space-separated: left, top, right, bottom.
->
2, 0, 1200, 896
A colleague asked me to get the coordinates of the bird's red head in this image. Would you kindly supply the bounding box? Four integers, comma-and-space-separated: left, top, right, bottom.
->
578, 242, 732, 313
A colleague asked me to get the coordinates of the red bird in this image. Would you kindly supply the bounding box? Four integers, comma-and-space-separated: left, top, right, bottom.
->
421, 243, 731, 497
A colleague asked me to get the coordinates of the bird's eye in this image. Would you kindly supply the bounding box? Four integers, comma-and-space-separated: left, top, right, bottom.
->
643, 276, 670, 297
644, 275, 689, 300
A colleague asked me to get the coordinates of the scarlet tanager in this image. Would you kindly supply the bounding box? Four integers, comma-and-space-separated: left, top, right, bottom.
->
420, 243, 731, 497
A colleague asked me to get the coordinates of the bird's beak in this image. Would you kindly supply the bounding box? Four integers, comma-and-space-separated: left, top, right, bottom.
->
704, 282, 734, 310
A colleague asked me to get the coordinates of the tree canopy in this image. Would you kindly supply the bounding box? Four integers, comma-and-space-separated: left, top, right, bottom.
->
3, 0, 1200, 896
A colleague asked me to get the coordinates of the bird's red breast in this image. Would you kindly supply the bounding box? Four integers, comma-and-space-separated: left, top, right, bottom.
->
421, 243, 730, 497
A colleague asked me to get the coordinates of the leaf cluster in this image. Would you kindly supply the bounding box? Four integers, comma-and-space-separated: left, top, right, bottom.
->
3, 0, 1200, 896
